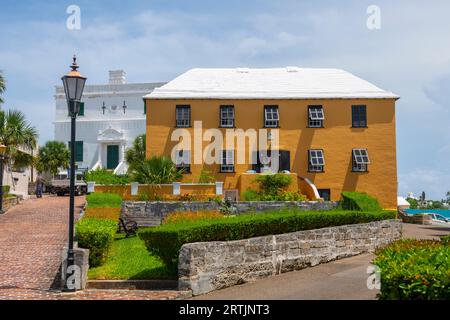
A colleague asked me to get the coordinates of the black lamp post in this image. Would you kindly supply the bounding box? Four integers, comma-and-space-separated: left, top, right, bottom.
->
61, 55, 86, 291
0, 144, 6, 214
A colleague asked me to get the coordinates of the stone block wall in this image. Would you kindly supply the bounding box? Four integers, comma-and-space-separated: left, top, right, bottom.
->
178, 219, 402, 295
121, 201, 338, 227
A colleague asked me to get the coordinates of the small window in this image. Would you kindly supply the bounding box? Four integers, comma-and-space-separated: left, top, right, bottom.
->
264, 106, 279, 128
352, 149, 370, 172
308, 149, 325, 172
220, 105, 235, 127
175, 150, 191, 173
220, 150, 235, 173
308, 105, 324, 127
352, 105, 367, 128
176, 105, 191, 127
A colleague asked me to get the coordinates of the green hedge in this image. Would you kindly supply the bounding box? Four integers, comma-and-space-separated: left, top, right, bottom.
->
86, 193, 122, 208
340, 192, 382, 211
85, 169, 131, 185
139, 209, 396, 270
374, 239, 450, 300
2, 185, 10, 195
76, 218, 117, 267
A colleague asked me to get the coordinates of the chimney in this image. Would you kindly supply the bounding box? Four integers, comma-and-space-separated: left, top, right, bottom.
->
109, 70, 126, 85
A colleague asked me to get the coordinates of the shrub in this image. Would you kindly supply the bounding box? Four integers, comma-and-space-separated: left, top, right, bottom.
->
243, 189, 260, 201
277, 191, 308, 202
85, 169, 130, 185
340, 192, 382, 211
243, 188, 307, 202
373, 239, 450, 300
84, 207, 121, 221
76, 218, 118, 267
256, 174, 292, 195
140, 209, 395, 270
2, 185, 10, 195
441, 235, 450, 245
131, 156, 182, 184
162, 210, 224, 225
198, 169, 215, 183
86, 193, 122, 208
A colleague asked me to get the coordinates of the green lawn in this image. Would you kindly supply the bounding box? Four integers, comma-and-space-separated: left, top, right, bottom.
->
88, 233, 174, 280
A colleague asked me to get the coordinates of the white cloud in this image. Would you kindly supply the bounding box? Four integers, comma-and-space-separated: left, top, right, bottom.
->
399, 169, 450, 200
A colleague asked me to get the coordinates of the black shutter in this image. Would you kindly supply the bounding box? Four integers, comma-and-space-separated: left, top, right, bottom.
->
280, 150, 290, 172
252, 151, 261, 173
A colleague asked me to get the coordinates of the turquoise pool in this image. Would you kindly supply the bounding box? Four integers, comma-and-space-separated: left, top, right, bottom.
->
405, 209, 450, 218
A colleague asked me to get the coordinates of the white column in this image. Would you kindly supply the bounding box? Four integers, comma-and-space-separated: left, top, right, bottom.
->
215, 182, 224, 195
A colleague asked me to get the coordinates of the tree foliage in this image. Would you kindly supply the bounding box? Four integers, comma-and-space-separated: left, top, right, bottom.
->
36, 141, 70, 176
131, 156, 182, 184
125, 134, 146, 173
0, 109, 38, 168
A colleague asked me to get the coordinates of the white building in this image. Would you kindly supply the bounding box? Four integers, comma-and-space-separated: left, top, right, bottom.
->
54, 70, 164, 174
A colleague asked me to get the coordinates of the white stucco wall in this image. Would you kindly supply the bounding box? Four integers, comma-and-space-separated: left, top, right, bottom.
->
54, 76, 165, 173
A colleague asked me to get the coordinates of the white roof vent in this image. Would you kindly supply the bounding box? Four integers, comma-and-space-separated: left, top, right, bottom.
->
236, 68, 250, 73
286, 66, 300, 72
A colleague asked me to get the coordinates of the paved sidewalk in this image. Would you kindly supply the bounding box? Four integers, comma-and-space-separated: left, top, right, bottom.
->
192, 223, 450, 300
0, 196, 186, 300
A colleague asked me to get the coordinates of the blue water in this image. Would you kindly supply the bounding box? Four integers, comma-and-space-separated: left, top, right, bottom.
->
405, 209, 450, 218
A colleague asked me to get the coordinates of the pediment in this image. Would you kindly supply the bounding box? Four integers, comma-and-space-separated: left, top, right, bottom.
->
98, 127, 124, 141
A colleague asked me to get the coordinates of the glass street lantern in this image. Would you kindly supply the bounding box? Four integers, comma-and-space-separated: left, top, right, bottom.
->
61, 56, 87, 115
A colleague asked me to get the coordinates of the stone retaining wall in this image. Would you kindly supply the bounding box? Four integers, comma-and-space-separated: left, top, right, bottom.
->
121, 201, 338, 227
178, 219, 402, 296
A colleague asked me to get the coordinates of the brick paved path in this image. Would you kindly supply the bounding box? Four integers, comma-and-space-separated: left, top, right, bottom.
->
0, 196, 188, 300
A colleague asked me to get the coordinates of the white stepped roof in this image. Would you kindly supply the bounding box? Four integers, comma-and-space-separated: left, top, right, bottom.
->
145, 67, 399, 99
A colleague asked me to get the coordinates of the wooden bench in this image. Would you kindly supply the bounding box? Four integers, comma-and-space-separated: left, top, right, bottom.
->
118, 218, 138, 237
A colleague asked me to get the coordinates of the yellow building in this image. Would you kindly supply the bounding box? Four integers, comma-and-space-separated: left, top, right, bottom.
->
144, 67, 399, 209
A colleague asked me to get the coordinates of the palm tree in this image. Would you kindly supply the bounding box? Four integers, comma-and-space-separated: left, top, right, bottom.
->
36, 141, 70, 176
0, 109, 38, 169
0, 71, 5, 105
132, 156, 182, 184
125, 134, 146, 173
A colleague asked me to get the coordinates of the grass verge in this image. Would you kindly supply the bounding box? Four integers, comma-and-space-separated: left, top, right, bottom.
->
88, 233, 175, 280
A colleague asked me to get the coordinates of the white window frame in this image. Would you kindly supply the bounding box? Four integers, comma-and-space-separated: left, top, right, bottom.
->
264, 106, 279, 127
220, 150, 235, 173
352, 149, 370, 172
309, 149, 325, 172
220, 106, 235, 127
176, 106, 190, 127
308, 106, 324, 128
175, 150, 191, 172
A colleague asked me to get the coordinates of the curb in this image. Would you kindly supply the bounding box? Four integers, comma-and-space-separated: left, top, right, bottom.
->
87, 280, 178, 290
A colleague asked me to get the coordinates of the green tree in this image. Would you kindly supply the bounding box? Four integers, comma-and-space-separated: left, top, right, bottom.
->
125, 134, 146, 173
0, 109, 38, 169
406, 197, 418, 209
36, 141, 70, 176
0, 71, 5, 105
446, 191, 450, 204
132, 156, 182, 184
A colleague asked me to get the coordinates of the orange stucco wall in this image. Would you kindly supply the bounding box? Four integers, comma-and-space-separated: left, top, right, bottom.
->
145, 98, 398, 208
94, 184, 217, 201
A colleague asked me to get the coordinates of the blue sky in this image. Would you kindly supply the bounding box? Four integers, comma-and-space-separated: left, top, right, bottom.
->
0, 0, 449, 199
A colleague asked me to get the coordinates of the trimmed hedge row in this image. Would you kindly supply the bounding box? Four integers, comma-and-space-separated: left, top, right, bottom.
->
340, 192, 382, 211
374, 239, 450, 300
76, 218, 118, 267
86, 193, 122, 208
139, 210, 396, 270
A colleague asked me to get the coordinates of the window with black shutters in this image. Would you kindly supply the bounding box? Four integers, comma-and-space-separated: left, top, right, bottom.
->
352, 105, 367, 127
